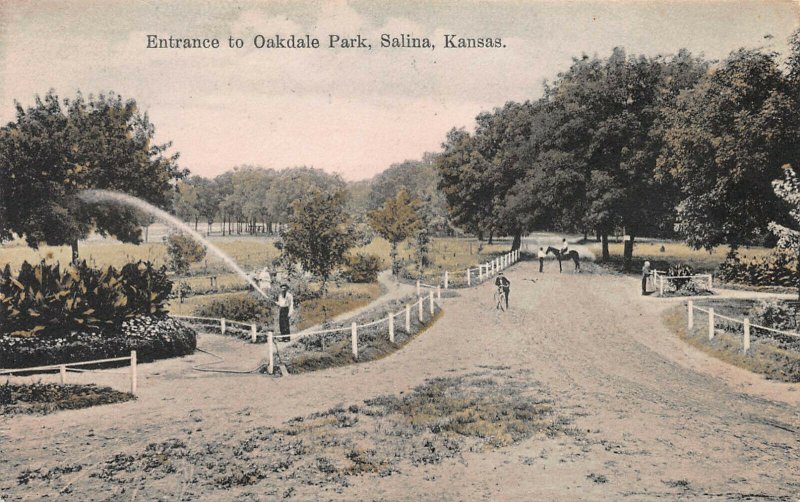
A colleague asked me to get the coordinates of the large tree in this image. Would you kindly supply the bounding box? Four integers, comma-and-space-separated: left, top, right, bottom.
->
658, 40, 800, 253
0, 91, 185, 261
283, 188, 354, 294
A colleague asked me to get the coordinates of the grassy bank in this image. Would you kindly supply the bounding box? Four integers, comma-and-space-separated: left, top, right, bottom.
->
663, 301, 800, 382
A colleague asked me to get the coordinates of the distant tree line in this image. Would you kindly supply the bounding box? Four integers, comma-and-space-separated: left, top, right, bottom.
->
435, 30, 800, 265
173, 156, 451, 237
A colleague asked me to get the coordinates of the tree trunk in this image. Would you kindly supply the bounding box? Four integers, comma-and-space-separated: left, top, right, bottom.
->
583, 230, 588, 242
511, 231, 521, 251
477, 230, 484, 242
601, 234, 609, 261
145, 225, 149, 243
488, 232, 494, 245
70, 239, 79, 264
623, 235, 636, 271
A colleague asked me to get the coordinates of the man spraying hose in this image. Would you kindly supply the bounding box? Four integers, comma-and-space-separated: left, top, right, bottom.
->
276, 284, 294, 335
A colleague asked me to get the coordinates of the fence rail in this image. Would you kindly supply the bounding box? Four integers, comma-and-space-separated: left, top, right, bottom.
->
653, 270, 713, 296
173, 314, 262, 343
1, 351, 138, 394
170, 249, 521, 375
687, 300, 800, 354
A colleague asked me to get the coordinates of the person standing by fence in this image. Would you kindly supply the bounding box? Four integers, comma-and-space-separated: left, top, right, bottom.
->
276, 284, 294, 336
641, 261, 651, 295
538, 247, 546, 272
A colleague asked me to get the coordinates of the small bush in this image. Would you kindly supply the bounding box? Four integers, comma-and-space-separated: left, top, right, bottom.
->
164, 233, 206, 274
344, 253, 381, 283
193, 293, 275, 324
750, 300, 798, 332
0, 315, 196, 368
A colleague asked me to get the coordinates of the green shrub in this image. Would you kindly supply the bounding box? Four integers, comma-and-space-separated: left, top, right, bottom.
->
0, 260, 172, 336
750, 300, 798, 332
717, 252, 797, 287
164, 233, 206, 274
344, 253, 381, 283
193, 293, 275, 324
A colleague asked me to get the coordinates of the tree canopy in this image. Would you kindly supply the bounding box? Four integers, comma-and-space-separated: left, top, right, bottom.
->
283, 188, 355, 294
0, 91, 185, 260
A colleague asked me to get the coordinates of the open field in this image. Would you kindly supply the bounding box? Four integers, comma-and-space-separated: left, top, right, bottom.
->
584, 239, 774, 273
2, 260, 799, 499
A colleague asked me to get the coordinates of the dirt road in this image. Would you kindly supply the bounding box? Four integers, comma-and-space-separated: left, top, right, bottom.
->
2, 261, 799, 500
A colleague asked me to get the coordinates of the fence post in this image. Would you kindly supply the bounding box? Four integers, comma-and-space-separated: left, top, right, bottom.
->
708, 275, 713, 290
743, 318, 750, 354
436, 285, 441, 301
479, 265, 483, 281
688, 300, 694, 330
659, 275, 664, 296
444, 271, 449, 289
388, 314, 395, 343
418, 298, 424, 322
220, 318, 226, 335
351, 322, 358, 360
130, 350, 137, 395
708, 308, 715, 340
430, 290, 435, 314
416, 279, 421, 296
267, 331, 274, 374
251, 323, 257, 343
466, 269, 471, 286
405, 305, 411, 332
59, 364, 66, 385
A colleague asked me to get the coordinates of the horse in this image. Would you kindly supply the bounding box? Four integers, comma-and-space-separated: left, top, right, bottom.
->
546, 246, 581, 273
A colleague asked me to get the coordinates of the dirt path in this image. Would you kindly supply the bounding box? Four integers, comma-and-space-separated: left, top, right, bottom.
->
2, 261, 799, 500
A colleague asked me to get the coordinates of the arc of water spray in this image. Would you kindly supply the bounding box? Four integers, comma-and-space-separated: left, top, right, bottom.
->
79, 189, 272, 302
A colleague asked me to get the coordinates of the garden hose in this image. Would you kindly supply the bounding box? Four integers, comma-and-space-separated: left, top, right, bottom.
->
192, 347, 266, 374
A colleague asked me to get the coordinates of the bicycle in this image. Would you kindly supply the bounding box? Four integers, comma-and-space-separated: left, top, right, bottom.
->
494, 285, 507, 311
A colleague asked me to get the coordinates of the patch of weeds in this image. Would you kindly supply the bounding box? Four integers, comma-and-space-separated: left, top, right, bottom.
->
663, 479, 691, 489
588, 473, 609, 484
316, 456, 337, 474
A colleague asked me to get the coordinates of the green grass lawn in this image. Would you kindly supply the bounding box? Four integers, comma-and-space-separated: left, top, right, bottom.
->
585, 239, 773, 273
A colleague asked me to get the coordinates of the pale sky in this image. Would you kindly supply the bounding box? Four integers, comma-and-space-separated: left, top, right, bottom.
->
1, 0, 798, 180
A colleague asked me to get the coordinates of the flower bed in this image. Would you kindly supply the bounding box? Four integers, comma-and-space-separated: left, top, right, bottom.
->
1, 382, 134, 415
0, 315, 196, 369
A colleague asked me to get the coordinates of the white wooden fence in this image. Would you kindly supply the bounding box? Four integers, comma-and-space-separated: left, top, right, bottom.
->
416, 249, 520, 289
172, 249, 521, 376
652, 270, 713, 296
687, 300, 800, 354
0, 351, 138, 395
274, 294, 440, 374
172, 315, 262, 343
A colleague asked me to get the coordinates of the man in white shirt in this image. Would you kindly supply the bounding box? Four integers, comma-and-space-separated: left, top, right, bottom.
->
276, 284, 294, 336
538, 247, 546, 273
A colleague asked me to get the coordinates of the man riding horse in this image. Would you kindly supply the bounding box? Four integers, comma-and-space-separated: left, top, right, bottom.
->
546, 238, 581, 272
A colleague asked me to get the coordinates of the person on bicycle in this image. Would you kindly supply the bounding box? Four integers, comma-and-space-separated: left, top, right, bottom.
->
495, 272, 511, 309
